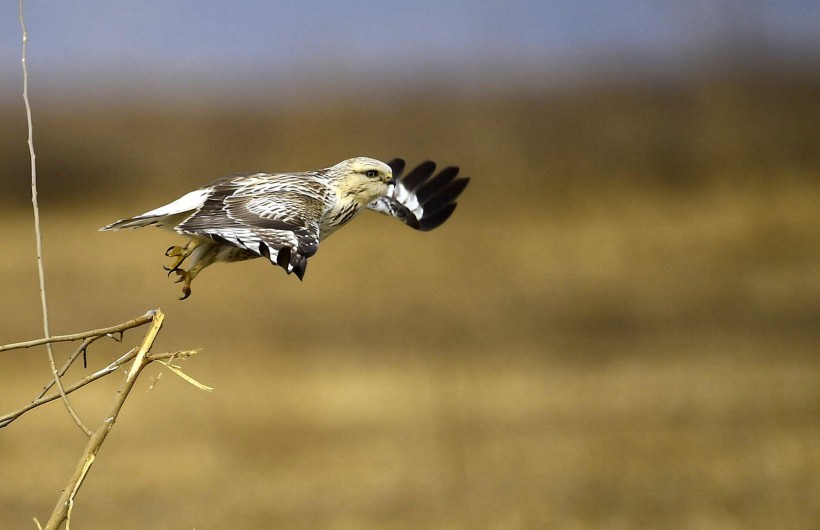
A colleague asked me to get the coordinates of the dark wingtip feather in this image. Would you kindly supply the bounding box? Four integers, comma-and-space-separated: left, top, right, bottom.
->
293, 259, 306, 280
276, 247, 291, 271
259, 242, 271, 261
371, 160, 469, 231
386, 158, 406, 177
415, 166, 461, 203
423, 177, 470, 214
419, 203, 457, 231
400, 161, 436, 191
403, 211, 421, 230
211, 234, 232, 246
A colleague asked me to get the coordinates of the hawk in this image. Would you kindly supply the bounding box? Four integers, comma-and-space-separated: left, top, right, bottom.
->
100, 157, 469, 299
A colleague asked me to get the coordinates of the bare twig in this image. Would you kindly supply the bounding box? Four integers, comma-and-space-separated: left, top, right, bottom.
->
19, 0, 90, 438
43, 311, 167, 530
12, 5, 205, 529
36, 336, 99, 398
1, 312, 158, 427
0, 312, 155, 353
0, 347, 202, 429
0, 347, 139, 429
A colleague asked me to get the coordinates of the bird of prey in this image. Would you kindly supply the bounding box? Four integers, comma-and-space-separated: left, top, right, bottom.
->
100, 157, 469, 299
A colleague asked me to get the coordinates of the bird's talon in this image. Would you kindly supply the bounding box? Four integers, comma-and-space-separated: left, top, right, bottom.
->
164, 245, 190, 273
179, 285, 191, 300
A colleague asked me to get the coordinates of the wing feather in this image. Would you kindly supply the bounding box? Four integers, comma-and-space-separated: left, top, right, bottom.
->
101, 158, 469, 287
176, 173, 329, 279
367, 159, 469, 231
99, 188, 210, 231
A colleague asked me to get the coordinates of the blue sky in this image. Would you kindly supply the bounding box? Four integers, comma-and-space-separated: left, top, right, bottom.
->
2, 1, 818, 99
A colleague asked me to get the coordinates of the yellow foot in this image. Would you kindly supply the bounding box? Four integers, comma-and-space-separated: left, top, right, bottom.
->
165, 245, 185, 257
164, 245, 191, 274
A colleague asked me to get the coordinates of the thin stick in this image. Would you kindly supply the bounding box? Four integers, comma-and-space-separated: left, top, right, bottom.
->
0, 348, 139, 429
0, 312, 155, 353
36, 336, 99, 399
0, 312, 158, 428
0, 347, 200, 429
43, 311, 166, 530
18, 0, 90, 438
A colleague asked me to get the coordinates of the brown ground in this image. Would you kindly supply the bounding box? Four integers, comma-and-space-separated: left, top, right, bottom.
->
1, 74, 818, 529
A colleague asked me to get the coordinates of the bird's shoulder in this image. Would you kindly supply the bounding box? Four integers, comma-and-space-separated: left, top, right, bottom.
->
203, 170, 331, 200
188, 170, 333, 228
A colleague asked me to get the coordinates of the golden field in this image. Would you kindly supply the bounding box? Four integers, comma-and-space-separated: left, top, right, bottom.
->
0, 74, 819, 529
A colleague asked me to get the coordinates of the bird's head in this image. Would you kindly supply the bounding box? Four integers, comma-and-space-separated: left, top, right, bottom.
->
329, 157, 394, 203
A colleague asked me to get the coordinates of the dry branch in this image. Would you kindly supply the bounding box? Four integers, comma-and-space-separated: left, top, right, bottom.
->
42, 310, 166, 530
1, 308, 206, 530
19, 0, 92, 438
0, 347, 138, 429
0, 312, 155, 353
0, 310, 161, 428
14, 5, 204, 529
0, 345, 202, 429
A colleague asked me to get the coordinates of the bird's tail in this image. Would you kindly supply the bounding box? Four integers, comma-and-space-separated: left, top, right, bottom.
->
99, 188, 209, 231
99, 215, 166, 231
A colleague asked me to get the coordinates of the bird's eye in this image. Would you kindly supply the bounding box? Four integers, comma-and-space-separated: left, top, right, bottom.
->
365, 169, 378, 178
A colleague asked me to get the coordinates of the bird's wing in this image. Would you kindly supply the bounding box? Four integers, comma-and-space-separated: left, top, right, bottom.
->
176, 174, 329, 280
367, 159, 470, 231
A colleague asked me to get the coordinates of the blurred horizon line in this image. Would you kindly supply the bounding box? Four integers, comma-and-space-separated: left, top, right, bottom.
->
2, 44, 818, 107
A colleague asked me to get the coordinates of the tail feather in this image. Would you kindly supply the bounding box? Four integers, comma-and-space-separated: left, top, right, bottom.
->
99, 188, 210, 232
99, 215, 168, 231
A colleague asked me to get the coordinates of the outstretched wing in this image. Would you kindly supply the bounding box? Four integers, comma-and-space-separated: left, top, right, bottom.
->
175, 174, 329, 280
367, 159, 469, 231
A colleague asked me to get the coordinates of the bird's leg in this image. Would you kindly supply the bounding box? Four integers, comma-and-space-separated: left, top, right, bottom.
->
166, 239, 217, 300
164, 239, 202, 274
171, 256, 210, 300
162, 238, 202, 299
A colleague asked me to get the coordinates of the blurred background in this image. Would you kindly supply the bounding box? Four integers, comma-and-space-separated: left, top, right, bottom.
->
1, 1, 818, 528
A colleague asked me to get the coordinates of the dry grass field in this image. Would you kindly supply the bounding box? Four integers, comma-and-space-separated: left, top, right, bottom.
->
1, 74, 818, 529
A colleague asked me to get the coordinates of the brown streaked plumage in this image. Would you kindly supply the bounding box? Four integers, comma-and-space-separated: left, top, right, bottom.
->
100, 157, 469, 299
